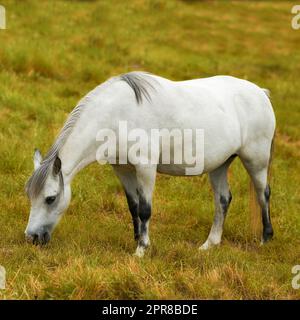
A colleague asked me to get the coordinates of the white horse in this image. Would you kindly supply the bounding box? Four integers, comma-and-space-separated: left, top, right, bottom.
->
25, 72, 275, 257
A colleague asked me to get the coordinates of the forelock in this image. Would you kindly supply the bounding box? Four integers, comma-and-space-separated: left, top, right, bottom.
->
25, 157, 64, 199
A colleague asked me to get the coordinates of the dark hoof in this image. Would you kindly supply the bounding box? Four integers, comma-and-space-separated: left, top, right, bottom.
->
262, 227, 274, 243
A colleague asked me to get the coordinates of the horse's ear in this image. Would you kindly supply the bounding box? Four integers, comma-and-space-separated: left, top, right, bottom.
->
33, 148, 42, 170
53, 156, 61, 175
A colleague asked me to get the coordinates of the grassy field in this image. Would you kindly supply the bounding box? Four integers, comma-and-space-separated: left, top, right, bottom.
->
0, 0, 300, 299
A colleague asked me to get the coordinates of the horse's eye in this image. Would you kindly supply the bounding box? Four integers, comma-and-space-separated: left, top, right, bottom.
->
45, 196, 56, 205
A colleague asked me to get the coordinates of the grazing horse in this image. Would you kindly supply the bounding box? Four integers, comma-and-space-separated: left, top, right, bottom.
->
25, 72, 275, 257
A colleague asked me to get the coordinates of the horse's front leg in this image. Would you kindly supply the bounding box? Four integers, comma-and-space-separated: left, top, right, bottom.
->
134, 164, 157, 257
112, 165, 141, 242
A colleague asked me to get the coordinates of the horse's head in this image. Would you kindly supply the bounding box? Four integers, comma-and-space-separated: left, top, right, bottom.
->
24, 149, 71, 245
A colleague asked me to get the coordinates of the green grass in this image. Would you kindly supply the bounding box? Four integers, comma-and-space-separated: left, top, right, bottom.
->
0, 0, 300, 299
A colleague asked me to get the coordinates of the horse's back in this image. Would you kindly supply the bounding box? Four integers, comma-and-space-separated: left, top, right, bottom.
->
151, 74, 275, 140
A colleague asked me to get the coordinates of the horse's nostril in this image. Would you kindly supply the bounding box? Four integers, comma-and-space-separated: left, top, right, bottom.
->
41, 232, 50, 245
32, 234, 39, 245
25, 230, 51, 246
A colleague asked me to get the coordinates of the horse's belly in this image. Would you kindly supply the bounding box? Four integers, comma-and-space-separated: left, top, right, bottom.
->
156, 152, 232, 176
157, 164, 194, 176
154, 115, 240, 176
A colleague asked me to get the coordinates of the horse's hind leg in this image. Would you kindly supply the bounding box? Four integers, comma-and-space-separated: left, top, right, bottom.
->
200, 156, 235, 250
251, 171, 273, 244
239, 142, 274, 243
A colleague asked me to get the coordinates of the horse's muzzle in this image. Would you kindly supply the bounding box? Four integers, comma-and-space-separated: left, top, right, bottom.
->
25, 231, 51, 245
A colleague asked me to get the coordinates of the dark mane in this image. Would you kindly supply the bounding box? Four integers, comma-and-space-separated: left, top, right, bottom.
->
119, 72, 157, 104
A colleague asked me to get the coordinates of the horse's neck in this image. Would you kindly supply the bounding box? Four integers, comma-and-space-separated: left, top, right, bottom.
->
59, 105, 103, 184
57, 79, 128, 183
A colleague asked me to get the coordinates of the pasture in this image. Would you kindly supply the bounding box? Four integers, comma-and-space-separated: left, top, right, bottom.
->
0, 0, 300, 299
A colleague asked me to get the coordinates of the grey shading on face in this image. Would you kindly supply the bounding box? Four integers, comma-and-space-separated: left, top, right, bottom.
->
25, 149, 67, 246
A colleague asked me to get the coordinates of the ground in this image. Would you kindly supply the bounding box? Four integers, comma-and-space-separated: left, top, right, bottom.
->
0, 0, 300, 299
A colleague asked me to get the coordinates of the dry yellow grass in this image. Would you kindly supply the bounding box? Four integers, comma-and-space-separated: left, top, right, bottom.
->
0, 0, 300, 299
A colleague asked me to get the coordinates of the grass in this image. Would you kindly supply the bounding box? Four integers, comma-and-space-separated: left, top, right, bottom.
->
0, 0, 300, 299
